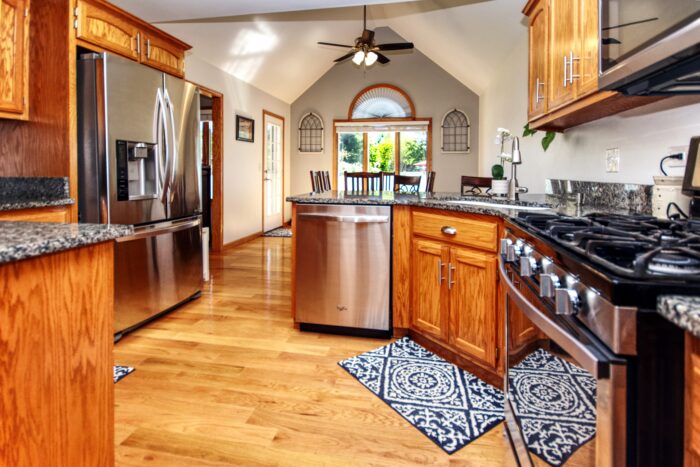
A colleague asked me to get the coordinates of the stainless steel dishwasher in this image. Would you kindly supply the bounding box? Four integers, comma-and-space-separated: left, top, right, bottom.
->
296, 204, 391, 338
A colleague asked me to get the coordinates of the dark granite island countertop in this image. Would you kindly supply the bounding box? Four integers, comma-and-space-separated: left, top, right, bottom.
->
0, 176, 74, 211
287, 191, 645, 219
658, 296, 700, 339
0, 222, 133, 264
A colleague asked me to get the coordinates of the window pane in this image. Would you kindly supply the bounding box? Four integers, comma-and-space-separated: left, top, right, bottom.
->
338, 132, 363, 189
400, 131, 428, 191
367, 132, 395, 173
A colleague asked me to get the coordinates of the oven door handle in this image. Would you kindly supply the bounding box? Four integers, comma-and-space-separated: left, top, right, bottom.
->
499, 257, 604, 378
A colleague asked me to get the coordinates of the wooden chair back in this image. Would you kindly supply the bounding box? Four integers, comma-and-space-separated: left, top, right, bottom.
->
461, 175, 492, 195
344, 171, 383, 192
381, 172, 395, 191
425, 171, 436, 193
310, 170, 332, 193
393, 174, 422, 194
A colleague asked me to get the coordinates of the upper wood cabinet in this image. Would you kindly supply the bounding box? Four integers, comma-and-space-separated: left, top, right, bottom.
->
0, 0, 29, 120
524, 0, 659, 132
74, 0, 190, 78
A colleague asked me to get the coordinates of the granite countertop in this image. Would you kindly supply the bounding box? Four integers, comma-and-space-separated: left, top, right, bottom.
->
286, 191, 642, 219
658, 296, 700, 339
0, 222, 133, 265
0, 177, 74, 211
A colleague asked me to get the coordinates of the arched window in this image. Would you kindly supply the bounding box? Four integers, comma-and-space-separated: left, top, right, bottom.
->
349, 84, 415, 120
298, 112, 324, 153
441, 109, 470, 153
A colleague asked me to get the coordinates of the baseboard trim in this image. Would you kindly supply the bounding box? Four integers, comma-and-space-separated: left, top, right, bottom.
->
223, 231, 262, 250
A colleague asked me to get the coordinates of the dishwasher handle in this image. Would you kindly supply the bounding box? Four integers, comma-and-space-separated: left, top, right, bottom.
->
298, 213, 389, 224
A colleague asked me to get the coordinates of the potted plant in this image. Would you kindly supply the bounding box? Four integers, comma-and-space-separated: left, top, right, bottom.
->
491, 128, 511, 196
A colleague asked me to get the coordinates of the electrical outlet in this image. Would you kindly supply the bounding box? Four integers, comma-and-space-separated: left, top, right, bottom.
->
605, 148, 620, 173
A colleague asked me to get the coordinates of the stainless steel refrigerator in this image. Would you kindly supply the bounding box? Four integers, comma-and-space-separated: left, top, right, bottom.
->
77, 52, 203, 338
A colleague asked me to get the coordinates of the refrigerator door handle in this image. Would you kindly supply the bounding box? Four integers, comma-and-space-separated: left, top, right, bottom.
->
156, 88, 170, 203
164, 89, 178, 201
116, 217, 201, 242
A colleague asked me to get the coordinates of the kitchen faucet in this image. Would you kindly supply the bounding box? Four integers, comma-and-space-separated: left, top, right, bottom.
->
508, 137, 528, 200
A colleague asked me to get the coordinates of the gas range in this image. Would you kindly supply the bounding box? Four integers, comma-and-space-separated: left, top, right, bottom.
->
501, 211, 688, 466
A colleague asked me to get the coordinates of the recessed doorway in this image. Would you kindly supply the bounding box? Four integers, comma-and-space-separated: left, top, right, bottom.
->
262, 110, 285, 233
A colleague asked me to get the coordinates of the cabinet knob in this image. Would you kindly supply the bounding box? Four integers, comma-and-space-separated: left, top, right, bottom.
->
441, 226, 457, 236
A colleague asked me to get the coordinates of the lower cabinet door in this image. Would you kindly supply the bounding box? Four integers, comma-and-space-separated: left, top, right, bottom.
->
411, 239, 449, 341
448, 247, 498, 367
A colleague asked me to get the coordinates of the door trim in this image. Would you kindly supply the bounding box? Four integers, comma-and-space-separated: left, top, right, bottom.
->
262, 110, 286, 231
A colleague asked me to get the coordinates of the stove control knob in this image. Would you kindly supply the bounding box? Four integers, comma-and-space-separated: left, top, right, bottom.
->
520, 257, 537, 277
539, 273, 560, 298
500, 239, 512, 256
506, 245, 518, 262
555, 288, 580, 316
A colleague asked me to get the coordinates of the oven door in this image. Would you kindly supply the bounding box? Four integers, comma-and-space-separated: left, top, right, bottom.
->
500, 257, 627, 467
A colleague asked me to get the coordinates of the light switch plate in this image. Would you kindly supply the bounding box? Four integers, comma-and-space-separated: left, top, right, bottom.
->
606, 148, 620, 173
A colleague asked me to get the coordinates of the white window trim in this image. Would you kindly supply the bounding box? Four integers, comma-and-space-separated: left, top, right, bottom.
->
440, 108, 471, 154
334, 120, 430, 133
298, 112, 324, 154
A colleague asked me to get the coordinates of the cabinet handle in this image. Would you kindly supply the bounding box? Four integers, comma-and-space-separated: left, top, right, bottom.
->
147, 39, 151, 59
135, 32, 141, 55
438, 259, 445, 285
448, 263, 456, 290
563, 54, 568, 88
535, 78, 545, 103
568, 51, 580, 84
441, 226, 457, 236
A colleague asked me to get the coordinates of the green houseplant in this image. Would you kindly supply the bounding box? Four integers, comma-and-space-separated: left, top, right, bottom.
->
523, 123, 556, 151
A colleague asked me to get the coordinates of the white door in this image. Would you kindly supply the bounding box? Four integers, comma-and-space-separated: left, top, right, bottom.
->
263, 112, 284, 232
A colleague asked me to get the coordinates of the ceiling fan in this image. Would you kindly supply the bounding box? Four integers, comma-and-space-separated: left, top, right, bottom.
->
317, 5, 414, 67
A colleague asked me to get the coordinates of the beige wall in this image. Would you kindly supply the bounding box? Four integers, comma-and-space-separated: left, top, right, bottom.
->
479, 32, 700, 191
185, 55, 292, 244
290, 27, 480, 195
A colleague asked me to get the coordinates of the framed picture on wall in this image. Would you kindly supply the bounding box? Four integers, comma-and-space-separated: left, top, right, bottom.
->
236, 115, 255, 142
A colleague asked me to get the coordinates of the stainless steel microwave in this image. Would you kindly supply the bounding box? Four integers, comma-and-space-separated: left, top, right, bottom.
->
599, 0, 700, 95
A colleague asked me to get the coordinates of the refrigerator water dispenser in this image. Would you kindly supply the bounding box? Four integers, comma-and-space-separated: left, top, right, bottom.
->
116, 140, 157, 201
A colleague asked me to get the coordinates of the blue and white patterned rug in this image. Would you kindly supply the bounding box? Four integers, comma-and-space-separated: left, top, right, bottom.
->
338, 337, 505, 454
114, 365, 135, 384
508, 348, 597, 466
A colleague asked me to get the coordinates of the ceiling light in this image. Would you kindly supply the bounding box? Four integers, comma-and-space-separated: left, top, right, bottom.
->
352, 51, 365, 65
365, 51, 378, 66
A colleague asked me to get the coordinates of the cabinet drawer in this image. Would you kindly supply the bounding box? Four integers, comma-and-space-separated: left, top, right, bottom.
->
0, 206, 69, 223
412, 211, 498, 252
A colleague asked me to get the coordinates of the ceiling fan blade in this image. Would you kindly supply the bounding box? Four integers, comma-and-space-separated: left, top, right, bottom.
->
375, 52, 390, 64
602, 37, 622, 45
318, 41, 354, 48
375, 42, 414, 51
334, 52, 355, 63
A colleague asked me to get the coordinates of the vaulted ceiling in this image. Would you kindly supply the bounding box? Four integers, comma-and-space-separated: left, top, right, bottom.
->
111, 0, 525, 103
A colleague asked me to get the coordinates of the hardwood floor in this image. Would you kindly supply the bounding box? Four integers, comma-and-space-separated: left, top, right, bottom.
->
114, 237, 510, 466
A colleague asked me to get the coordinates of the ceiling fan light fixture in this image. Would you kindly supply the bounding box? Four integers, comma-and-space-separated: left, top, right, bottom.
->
365, 51, 378, 66
352, 50, 365, 65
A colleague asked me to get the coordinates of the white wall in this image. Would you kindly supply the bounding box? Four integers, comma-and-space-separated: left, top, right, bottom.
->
479, 33, 700, 191
185, 55, 291, 244
290, 27, 480, 195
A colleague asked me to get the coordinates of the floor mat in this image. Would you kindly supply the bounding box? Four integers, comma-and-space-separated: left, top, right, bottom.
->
263, 227, 292, 237
114, 365, 135, 384
338, 337, 505, 454
508, 348, 597, 465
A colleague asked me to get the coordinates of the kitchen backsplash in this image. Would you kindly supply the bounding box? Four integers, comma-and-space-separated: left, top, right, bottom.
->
546, 179, 653, 214
0, 177, 70, 201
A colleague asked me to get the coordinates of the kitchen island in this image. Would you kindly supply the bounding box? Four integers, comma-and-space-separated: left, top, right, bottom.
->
0, 219, 131, 465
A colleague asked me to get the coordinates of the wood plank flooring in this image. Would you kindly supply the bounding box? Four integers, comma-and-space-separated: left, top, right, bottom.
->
114, 237, 511, 466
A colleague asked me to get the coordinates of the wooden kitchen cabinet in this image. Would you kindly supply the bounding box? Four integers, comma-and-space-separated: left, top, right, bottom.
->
527, 0, 548, 119
0, 0, 29, 120
409, 209, 503, 376
686, 333, 700, 467
523, 0, 659, 131
449, 247, 498, 367
0, 205, 70, 222
411, 239, 449, 341
74, 0, 190, 78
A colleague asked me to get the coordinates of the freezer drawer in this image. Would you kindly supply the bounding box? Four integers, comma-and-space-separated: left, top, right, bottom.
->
114, 216, 203, 335
296, 204, 391, 334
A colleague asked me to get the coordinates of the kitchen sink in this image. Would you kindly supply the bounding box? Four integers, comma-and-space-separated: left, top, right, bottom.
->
443, 200, 552, 211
